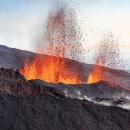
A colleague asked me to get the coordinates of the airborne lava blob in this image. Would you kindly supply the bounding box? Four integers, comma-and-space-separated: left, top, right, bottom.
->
19, 6, 84, 84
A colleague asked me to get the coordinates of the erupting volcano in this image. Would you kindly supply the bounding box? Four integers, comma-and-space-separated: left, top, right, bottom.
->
19, 6, 84, 84
1, 1, 130, 130
19, 5, 124, 85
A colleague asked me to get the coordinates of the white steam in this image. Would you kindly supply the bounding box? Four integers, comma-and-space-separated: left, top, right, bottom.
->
63, 88, 130, 110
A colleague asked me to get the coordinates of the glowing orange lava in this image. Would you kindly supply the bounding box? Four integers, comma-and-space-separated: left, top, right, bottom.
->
19, 53, 81, 84
87, 58, 102, 84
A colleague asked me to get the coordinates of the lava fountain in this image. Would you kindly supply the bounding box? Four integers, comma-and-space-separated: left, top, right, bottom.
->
87, 32, 124, 84
19, 6, 84, 84
19, 4, 124, 85
87, 58, 102, 84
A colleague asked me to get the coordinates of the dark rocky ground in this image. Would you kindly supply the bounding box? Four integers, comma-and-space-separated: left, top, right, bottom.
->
0, 68, 130, 130
37, 79, 130, 99
37, 79, 130, 110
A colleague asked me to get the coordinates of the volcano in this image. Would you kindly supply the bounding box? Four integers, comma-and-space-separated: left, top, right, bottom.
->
14, 6, 129, 88
1, 1, 130, 130
0, 6, 130, 130
0, 45, 130, 130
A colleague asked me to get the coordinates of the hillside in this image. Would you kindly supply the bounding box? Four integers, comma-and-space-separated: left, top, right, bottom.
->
0, 68, 130, 130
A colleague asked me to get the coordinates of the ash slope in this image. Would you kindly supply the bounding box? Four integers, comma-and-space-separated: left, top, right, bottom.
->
0, 45, 35, 70
37, 80, 130, 99
37, 79, 130, 110
0, 68, 130, 130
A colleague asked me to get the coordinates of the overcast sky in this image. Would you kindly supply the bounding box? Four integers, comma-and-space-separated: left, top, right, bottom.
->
0, 0, 130, 69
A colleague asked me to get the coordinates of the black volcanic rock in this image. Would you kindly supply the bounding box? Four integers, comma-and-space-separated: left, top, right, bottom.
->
0, 68, 130, 130
0, 68, 26, 82
0, 68, 65, 98
0, 88, 130, 130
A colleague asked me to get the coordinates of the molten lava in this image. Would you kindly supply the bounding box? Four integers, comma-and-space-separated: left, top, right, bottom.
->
19, 55, 80, 84
87, 58, 102, 84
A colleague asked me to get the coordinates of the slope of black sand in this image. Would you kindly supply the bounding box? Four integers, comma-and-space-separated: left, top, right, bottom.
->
1, 90, 130, 130
0, 68, 130, 130
36, 79, 130, 109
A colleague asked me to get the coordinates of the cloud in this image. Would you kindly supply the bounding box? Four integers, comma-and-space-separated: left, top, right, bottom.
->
83, 0, 99, 5
0, 10, 44, 51
22, 0, 42, 4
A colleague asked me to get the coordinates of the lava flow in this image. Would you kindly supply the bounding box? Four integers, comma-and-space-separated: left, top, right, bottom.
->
19, 6, 83, 84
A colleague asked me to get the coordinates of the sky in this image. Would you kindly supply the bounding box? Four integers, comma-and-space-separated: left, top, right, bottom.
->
0, 0, 130, 69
